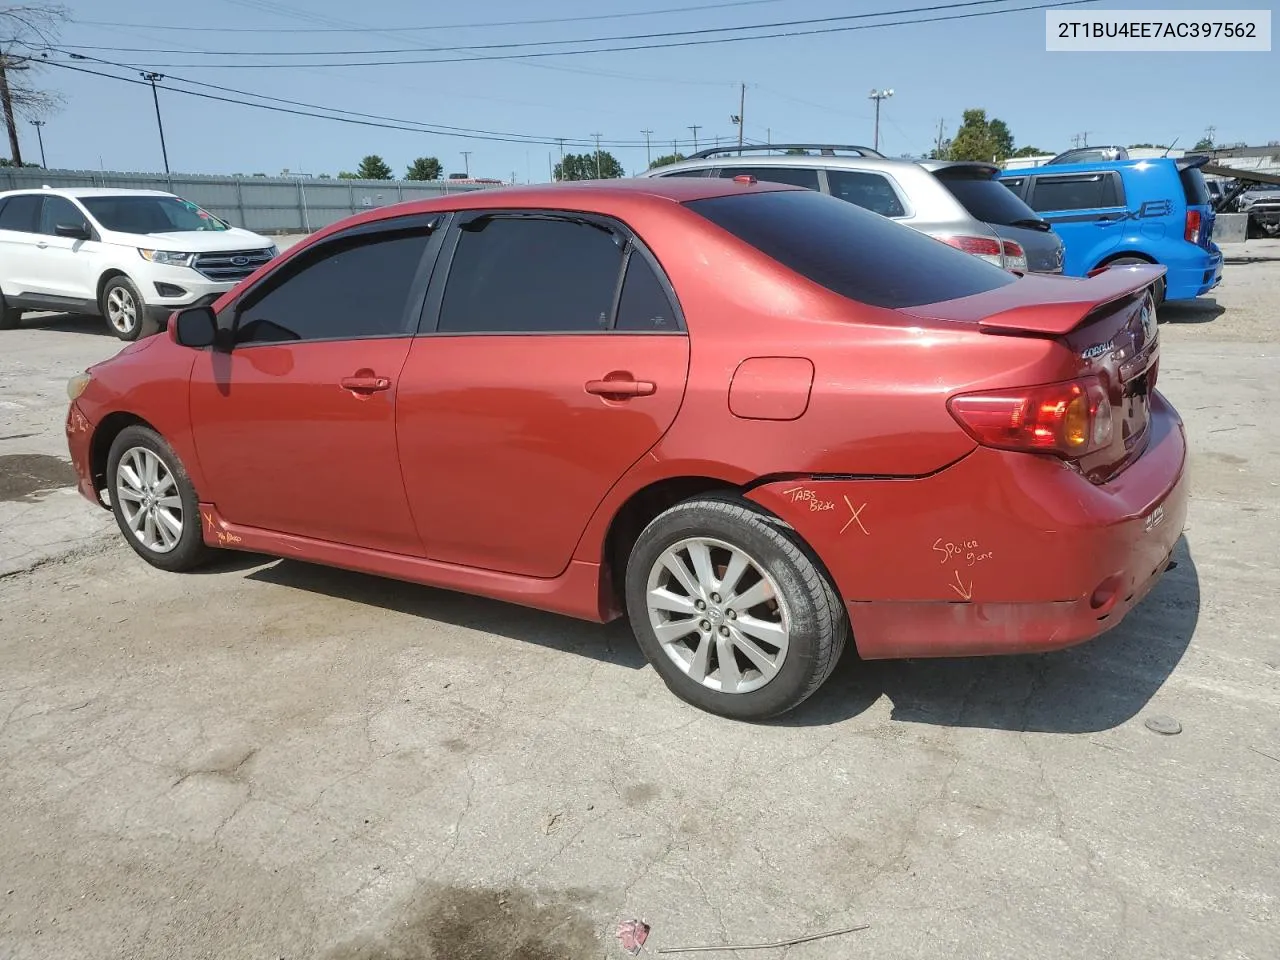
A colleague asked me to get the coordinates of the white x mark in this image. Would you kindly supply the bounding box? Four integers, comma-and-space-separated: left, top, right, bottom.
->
840, 496, 869, 536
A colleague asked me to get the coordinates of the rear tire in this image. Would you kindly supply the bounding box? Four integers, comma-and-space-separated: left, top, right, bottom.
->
625, 494, 848, 721
1102, 256, 1166, 307
106, 425, 211, 573
100, 276, 158, 341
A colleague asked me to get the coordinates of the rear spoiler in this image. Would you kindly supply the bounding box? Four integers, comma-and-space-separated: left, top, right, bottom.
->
978, 264, 1166, 335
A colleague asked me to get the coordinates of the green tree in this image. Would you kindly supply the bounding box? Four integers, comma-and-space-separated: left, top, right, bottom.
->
317, 172, 332, 179
554, 150, 624, 180
405, 156, 442, 180
355, 154, 393, 180
337, 171, 358, 179
1193, 136, 1214, 151
785, 147, 809, 155
1011, 145, 1049, 158
948, 108, 1017, 162
648, 152, 685, 169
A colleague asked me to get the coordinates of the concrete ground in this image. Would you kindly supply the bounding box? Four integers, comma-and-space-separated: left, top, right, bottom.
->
1, 241, 1277, 960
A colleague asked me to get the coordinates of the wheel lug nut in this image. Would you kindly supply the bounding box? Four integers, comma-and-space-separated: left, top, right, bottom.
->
727, 609, 737, 619
710, 593, 721, 604
695, 599, 706, 610
718, 625, 730, 637
699, 620, 711, 632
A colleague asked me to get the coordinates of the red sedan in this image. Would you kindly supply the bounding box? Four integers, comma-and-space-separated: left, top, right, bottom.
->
64, 178, 1186, 720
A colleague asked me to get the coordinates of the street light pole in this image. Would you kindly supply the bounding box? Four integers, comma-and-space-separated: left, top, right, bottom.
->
868, 88, 893, 153
29, 119, 46, 168
141, 72, 169, 174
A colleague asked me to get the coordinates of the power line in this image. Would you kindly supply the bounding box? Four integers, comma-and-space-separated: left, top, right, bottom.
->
52, 0, 1070, 56
71, 0, 791, 33
37, 0, 1103, 68
36, 57, 707, 149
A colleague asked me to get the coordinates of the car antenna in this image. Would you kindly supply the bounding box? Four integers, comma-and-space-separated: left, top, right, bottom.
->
1162, 137, 1180, 157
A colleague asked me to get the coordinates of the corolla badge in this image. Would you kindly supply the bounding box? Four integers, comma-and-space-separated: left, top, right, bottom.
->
1081, 339, 1115, 361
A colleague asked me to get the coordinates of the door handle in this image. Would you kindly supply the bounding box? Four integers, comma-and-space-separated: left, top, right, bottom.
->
585, 377, 657, 398
36, 241, 49, 249
340, 375, 391, 393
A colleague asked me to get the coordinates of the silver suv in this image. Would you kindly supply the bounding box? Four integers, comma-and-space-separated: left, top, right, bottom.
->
640, 143, 1065, 274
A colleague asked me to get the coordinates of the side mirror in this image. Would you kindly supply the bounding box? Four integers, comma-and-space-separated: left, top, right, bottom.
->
55, 222, 91, 240
173, 305, 218, 348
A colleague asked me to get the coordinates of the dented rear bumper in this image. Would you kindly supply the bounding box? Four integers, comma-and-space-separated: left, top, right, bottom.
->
746, 390, 1188, 659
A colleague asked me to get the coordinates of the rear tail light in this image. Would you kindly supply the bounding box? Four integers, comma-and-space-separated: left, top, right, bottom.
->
948, 376, 1114, 459
1001, 239, 1028, 272
937, 234, 1004, 267
1185, 209, 1202, 244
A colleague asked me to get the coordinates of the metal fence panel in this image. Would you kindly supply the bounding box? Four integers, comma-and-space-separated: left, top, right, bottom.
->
0, 167, 495, 234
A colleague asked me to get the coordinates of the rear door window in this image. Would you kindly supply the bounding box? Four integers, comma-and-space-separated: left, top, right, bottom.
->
437, 215, 625, 333
826, 170, 906, 217
0, 194, 40, 233
687, 189, 1015, 309
716, 166, 821, 190
933, 170, 1043, 226
1028, 173, 1122, 211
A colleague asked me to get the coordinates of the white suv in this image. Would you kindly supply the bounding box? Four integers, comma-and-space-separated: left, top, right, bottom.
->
0, 186, 278, 340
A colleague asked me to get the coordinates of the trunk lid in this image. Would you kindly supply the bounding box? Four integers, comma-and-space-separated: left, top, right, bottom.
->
906, 265, 1166, 481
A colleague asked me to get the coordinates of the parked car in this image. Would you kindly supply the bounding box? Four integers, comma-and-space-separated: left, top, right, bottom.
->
65, 179, 1184, 720
1237, 186, 1280, 237
1046, 145, 1130, 165
0, 187, 278, 340
640, 144, 1065, 274
1000, 156, 1222, 303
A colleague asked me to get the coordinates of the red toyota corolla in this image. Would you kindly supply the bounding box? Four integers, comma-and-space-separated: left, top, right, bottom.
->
65, 178, 1187, 719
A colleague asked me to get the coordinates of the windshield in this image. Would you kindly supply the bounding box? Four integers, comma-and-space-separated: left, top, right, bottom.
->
80, 195, 230, 235
935, 170, 1045, 227
686, 188, 1015, 310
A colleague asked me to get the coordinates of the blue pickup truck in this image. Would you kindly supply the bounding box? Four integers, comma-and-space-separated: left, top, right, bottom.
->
1000, 155, 1223, 303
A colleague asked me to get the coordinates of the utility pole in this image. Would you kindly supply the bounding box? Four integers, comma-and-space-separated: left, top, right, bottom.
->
730, 81, 746, 156
1204, 125, 1216, 148
0, 56, 25, 166
934, 118, 946, 159
868, 88, 893, 153
591, 133, 603, 178
141, 72, 169, 174
641, 128, 653, 169
29, 119, 45, 167
461, 150, 471, 175
688, 124, 701, 153
1071, 131, 1091, 149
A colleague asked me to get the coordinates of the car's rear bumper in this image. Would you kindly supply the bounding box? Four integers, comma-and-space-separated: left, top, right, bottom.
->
1164, 245, 1223, 301
745, 390, 1188, 659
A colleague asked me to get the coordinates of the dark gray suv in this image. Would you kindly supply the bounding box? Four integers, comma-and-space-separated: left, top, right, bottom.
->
641, 144, 1066, 274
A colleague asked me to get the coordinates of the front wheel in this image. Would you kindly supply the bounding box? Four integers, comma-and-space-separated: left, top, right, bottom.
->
106, 425, 211, 572
625, 495, 848, 721
100, 276, 159, 341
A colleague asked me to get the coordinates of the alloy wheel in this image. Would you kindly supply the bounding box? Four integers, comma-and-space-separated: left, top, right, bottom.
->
114, 446, 183, 554
106, 286, 138, 334
645, 536, 790, 694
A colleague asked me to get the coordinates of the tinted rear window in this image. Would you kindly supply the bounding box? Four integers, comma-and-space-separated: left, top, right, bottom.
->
934, 170, 1042, 226
687, 189, 1015, 309
1178, 165, 1211, 206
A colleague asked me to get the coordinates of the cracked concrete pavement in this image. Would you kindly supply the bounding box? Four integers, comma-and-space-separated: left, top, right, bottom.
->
0, 241, 1277, 959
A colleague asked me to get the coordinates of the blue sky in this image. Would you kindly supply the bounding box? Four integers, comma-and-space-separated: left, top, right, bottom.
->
14, 0, 1278, 179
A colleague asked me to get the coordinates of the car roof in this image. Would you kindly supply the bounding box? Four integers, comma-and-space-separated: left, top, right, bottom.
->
0, 187, 178, 198
1000, 157, 1180, 176
646, 154, 932, 176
